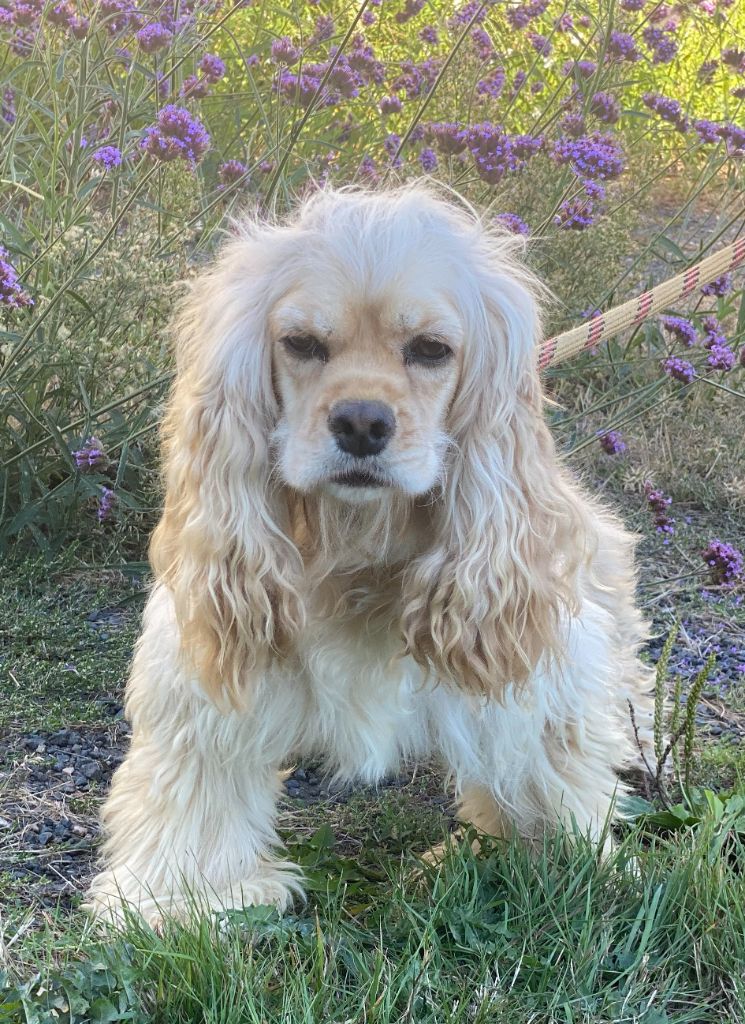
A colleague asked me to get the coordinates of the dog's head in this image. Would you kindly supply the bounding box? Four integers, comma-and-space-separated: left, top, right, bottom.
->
152, 185, 591, 707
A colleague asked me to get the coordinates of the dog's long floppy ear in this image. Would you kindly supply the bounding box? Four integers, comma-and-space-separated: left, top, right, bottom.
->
150, 231, 304, 709
401, 228, 594, 700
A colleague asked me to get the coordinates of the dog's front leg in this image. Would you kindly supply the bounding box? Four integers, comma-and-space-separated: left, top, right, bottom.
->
87, 594, 304, 927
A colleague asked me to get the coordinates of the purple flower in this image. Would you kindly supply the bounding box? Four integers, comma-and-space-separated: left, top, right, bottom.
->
694, 119, 721, 144
508, 70, 527, 100
554, 14, 573, 31
2, 88, 15, 126
507, 7, 531, 29
73, 436, 108, 472
276, 71, 332, 108
379, 95, 402, 116
581, 178, 606, 201
662, 355, 695, 382
0, 246, 33, 309
644, 483, 675, 535
562, 60, 598, 80
527, 31, 551, 56
419, 25, 438, 44
180, 75, 210, 99
701, 540, 744, 586
325, 59, 361, 98
97, 486, 116, 523
702, 315, 727, 348
662, 316, 697, 347
707, 343, 736, 371
495, 213, 530, 236
643, 27, 678, 65
718, 123, 745, 157
560, 112, 585, 138
136, 22, 172, 53
701, 273, 732, 297
468, 27, 492, 60
590, 92, 621, 124
361, 10, 376, 25
358, 154, 379, 182
47, 2, 75, 28
199, 53, 226, 84
552, 131, 625, 180
620, 0, 646, 9
598, 430, 627, 455
218, 159, 247, 186
70, 15, 88, 38
607, 31, 639, 62
722, 47, 745, 71
141, 105, 210, 164
396, 0, 426, 22
448, 0, 488, 27
92, 145, 122, 170
698, 60, 718, 83
348, 42, 385, 84
555, 197, 597, 230
466, 124, 520, 184
384, 132, 402, 166
476, 67, 506, 100
427, 122, 468, 155
732, 85, 745, 101
311, 14, 335, 42
642, 92, 687, 131
271, 36, 300, 65
419, 147, 437, 172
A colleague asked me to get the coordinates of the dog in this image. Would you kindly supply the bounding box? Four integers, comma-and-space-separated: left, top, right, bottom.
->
88, 184, 653, 925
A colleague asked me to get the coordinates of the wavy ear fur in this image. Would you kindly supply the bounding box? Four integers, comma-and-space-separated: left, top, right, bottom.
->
150, 233, 304, 709
401, 229, 594, 698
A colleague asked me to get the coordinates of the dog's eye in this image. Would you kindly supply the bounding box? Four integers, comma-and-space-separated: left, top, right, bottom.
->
404, 335, 453, 366
281, 334, 329, 362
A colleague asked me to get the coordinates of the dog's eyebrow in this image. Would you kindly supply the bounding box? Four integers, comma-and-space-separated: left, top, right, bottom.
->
271, 305, 335, 339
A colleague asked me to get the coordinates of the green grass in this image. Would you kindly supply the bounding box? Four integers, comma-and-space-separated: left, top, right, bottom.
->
3, 819, 745, 1023
0, 557, 142, 733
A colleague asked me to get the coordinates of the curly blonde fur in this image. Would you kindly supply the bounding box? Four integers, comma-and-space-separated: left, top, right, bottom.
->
88, 184, 654, 925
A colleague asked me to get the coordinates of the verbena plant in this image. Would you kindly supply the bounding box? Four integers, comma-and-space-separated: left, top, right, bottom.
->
1, 0, 744, 557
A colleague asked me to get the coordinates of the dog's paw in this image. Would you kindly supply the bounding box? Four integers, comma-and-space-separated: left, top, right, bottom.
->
85, 860, 304, 929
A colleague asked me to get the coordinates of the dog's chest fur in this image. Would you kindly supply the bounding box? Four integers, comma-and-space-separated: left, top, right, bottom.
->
288, 567, 434, 782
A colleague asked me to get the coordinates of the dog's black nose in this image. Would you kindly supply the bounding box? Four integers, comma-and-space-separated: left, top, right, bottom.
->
328, 400, 396, 458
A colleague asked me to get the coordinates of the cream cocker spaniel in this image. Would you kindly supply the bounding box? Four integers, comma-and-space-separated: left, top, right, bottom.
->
89, 185, 653, 924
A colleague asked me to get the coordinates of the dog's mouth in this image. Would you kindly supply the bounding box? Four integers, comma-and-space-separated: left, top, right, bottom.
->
330, 469, 389, 488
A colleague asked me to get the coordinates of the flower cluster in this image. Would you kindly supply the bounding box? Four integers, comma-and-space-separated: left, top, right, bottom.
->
642, 92, 688, 132
662, 315, 697, 347
701, 540, 744, 586
218, 159, 248, 187
590, 92, 621, 125
92, 145, 122, 170
598, 430, 627, 455
555, 197, 597, 230
701, 274, 732, 297
662, 356, 695, 383
73, 436, 109, 472
0, 246, 33, 309
97, 486, 116, 524
645, 483, 675, 536
495, 212, 530, 236
141, 105, 210, 164
552, 131, 625, 180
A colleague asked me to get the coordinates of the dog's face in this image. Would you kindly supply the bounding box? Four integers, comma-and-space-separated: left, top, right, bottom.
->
269, 262, 464, 502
